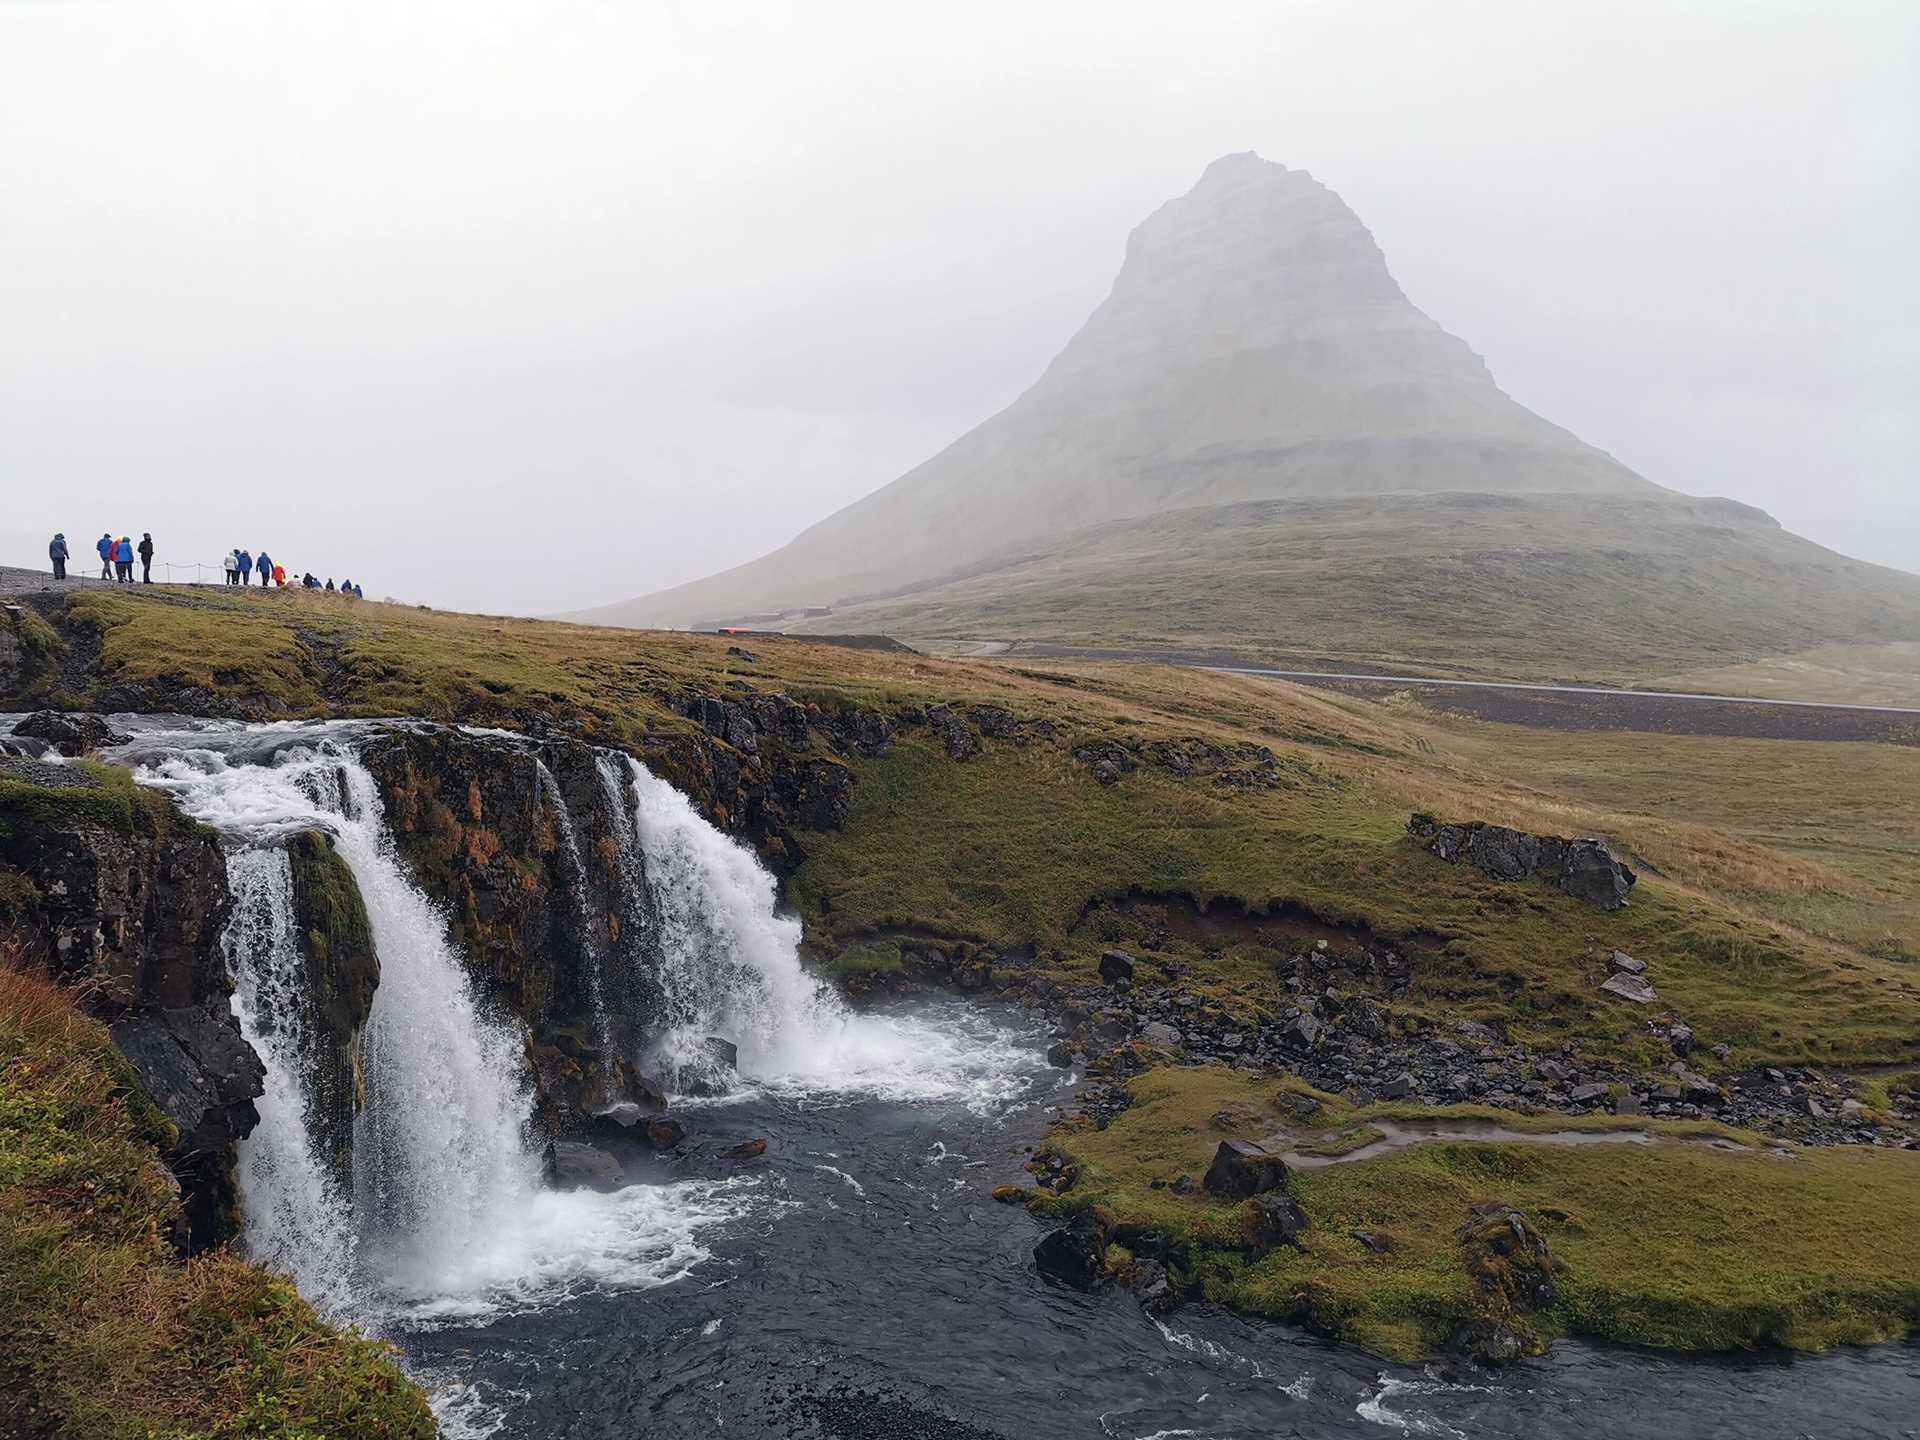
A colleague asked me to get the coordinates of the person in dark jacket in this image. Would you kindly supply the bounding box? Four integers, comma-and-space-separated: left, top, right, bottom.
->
353, 582, 365, 599
97, 533, 113, 580
48, 533, 68, 580
302, 572, 319, 589
236, 549, 252, 586
254, 550, 272, 587
324, 578, 336, 593
138, 533, 154, 583
113, 536, 134, 583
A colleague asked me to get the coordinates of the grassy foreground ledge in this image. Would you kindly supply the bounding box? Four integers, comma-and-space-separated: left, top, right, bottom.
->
0, 957, 432, 1439
1035, 1066, 1920, 1362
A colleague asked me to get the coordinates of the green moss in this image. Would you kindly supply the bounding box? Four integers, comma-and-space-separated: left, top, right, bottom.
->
1049, 1066, 1920, 1360
0, 868, 40, 915
0, 957, 433, 1437
816, 939, 907, 981
286, 830, 373, 967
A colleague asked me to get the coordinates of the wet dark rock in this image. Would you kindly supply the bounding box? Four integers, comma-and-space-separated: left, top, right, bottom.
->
1098, 949, 1137, 984
1241, 1190, 1309, 1251
704, 1036, 740, 1072
285, 829, 379, 1185
0, 768, 260, 1249
544, 1139, 625, 1192
1127, 1257, 1173, 1311
1045, 1040, 1075, 1068
1033, 1212, 1108, 1289
644, 1117, 687, 1149
724, 1137, 769, 1160
1203, 1139, 1290, 1199
14, 709, 126, 756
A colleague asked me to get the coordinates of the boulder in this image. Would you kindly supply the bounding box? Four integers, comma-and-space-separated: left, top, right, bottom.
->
1599, 973, 1657, 1005
723, 1137, 768, 1160
703, 1036, 740, 1072
1379, 1072, 1416, 1100
1561, 838, 1637, 911
1458, 1200, 1556, 1315
13, 710, 126, 757
1033, 1212, 1108, 1289
1241, 1190, 1309, 1250
1202, 1139, 1290, 1199
1045, 1040, 1075, 1068
644, 1117, 687, 1149
1668, 1024, 1695, 1057
1609, 950, 1646, 975
544, 1140, 625, 1192
1098, 949, 1136, 985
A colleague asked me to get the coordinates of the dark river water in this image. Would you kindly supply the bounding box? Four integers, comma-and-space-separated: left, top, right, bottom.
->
393, 1002, 1920, 1440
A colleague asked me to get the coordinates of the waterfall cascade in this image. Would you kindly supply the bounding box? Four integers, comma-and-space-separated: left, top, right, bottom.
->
127, 720, 1035, 1329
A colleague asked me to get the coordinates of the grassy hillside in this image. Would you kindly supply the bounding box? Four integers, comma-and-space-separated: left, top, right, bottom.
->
1043, 1066, 1920, 1360
7, 582, 1920, 1364
769, 493, 1920, 686
14, 583, 1918, 1067
0, 954, 431, 1439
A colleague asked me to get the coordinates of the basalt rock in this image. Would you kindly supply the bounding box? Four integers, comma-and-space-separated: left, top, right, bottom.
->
1033, 1211, 1109, 1290
544, 1139, 626, 1192
1456, 1200, 1557, 1358
1408, 814, 1636, 911
13, 709, 126, 757
1203, 1139, 1291, 1199
285, 829, 379, 1185
0, 764, 262, 1249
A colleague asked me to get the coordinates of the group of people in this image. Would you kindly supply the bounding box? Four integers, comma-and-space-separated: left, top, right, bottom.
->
45, 532, 364, 598
47, 532, 155, 583
221, 547, 363, 597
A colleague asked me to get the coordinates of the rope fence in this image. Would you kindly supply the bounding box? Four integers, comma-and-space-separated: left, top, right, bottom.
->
47, 562, 362, 589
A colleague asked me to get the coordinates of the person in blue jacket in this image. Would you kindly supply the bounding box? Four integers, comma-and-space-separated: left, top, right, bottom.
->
353, 583, 364, 599
236, 549, 252, 585
48, 533, 68, 580
255, 549, 273, 587
113, 536, 134, 583
96, 533, 114, 579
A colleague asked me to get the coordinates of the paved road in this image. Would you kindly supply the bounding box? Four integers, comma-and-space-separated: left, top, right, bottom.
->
1199, 663, 1920, 717
1006, 644, 1920, 742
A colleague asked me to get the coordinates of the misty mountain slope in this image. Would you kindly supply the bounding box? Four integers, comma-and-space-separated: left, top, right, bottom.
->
769, 492, 1920, 682
573, 153, 1918, 681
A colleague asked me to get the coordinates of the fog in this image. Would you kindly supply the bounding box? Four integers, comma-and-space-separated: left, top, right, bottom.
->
2, 0, 1914, 614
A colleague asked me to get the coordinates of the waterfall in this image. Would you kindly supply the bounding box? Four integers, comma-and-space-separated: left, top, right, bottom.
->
534, 758, 613, 1060
141, 732, 751, 1326
223, 846, 357, 1312
620, 756, 1037, 1111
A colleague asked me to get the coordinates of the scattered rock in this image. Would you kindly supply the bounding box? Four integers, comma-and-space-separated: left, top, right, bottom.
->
1569, 1082, 1610, 1105
1668, 1024, 1695, 1058
13, 710, 126, 757
1599, 973, 1657, 1005
1098, 949, 1137, 985
1379, 1072, 1416, 1100
1241, 1190, 1309, 1250
544, 1140, 625, 1192
1408, 814, 1636, 910
1609, 950, 1646, 975
1202, 1139, 1290, 1199
1140, 1021, 1183, 1048
1033, 1212, 1107, 1289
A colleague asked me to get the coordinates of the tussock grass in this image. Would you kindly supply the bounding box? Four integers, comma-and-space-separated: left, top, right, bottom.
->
1050, 1066, 1920, 1360
0, 950, 432, 1439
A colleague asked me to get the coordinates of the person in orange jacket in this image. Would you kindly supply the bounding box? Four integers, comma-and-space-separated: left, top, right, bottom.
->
272, 563, 286, 587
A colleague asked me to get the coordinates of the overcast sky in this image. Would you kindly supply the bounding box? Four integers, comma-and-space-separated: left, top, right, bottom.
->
2, 1, 1914, 614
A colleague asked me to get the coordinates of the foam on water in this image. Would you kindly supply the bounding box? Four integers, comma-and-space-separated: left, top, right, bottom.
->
621, 755, 1041, 1113
141, 738, 760, 1328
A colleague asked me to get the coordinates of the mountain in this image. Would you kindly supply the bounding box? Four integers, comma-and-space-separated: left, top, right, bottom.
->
573, 154, 1920, 681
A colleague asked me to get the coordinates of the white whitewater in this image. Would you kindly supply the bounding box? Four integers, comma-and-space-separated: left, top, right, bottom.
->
621, 756, 1036, 1111
222, 845, 357, 1313
143, 736, 750, 1327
